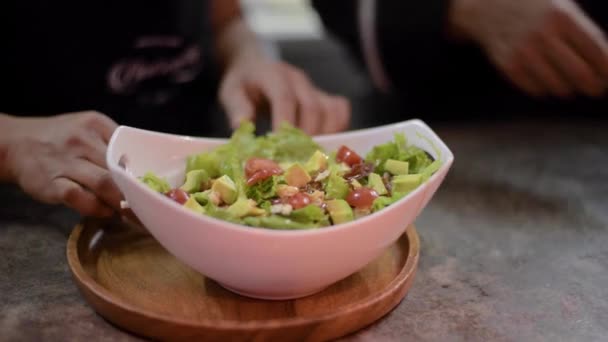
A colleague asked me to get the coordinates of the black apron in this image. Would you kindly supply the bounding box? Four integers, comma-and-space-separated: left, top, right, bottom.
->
1, 0, 227, 136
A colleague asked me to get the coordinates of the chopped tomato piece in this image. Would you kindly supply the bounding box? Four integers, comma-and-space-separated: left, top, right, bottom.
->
288, 192, 312, 210
247, 169, 283, 186
165, 188, 189, 205
245, 158, 283, 185
245, 158, 283, 178
336, 145, 362, 166
346, 187, 379, 209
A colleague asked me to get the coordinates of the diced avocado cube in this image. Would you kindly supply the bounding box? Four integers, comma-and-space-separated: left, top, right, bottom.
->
285, 163, 312, 188
351, 179, 362, 189
305, 150, 329, 173
326, 199, 354, 224
180, 169, 209, 193
211, 175, 238, 204
368, 173, 388, 195
183, 196, 205, 214
384, 159, 409, 175
227, 198, 265, 218
326, 174, 349, 199
392, 174, 422, 193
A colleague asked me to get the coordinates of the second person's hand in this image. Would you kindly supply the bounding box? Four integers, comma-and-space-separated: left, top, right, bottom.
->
450, 0, 608, 98
219, 54, 351, 135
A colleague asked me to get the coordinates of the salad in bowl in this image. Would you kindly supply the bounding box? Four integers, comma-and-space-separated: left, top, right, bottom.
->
140, 122, 441, 230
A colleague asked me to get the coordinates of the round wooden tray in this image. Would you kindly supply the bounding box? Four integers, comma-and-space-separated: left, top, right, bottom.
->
66, 218, 420, 341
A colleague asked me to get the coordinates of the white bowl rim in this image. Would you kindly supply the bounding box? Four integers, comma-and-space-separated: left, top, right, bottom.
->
107, 119, 454, 237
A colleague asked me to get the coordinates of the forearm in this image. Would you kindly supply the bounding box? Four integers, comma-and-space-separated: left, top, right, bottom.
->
448, 0, 478, 41
210, 0, 266, 70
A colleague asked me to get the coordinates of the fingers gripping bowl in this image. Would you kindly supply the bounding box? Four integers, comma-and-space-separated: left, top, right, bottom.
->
107, 120, 454, 300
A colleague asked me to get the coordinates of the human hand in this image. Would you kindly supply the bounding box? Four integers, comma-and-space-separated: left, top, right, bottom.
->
450, 0, 608, 97
219, 55, 351, 135
4, 111, 122, 217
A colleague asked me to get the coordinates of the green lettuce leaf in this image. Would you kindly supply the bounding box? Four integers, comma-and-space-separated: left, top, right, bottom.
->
262, 122, 321, 162
186, 153, 220, 178
420, 159, 442, 181
246, 175, 278, 203
140, 172, 171, 193
399, 146, 433, 174
372, 192, 408, 212
259, 200, 272, 213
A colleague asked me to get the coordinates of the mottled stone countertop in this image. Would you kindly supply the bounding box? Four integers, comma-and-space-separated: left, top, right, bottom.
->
2, 118, 607, 341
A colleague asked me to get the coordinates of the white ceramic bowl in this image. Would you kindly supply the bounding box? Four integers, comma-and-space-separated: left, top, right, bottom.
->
107, 119, 454, 300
